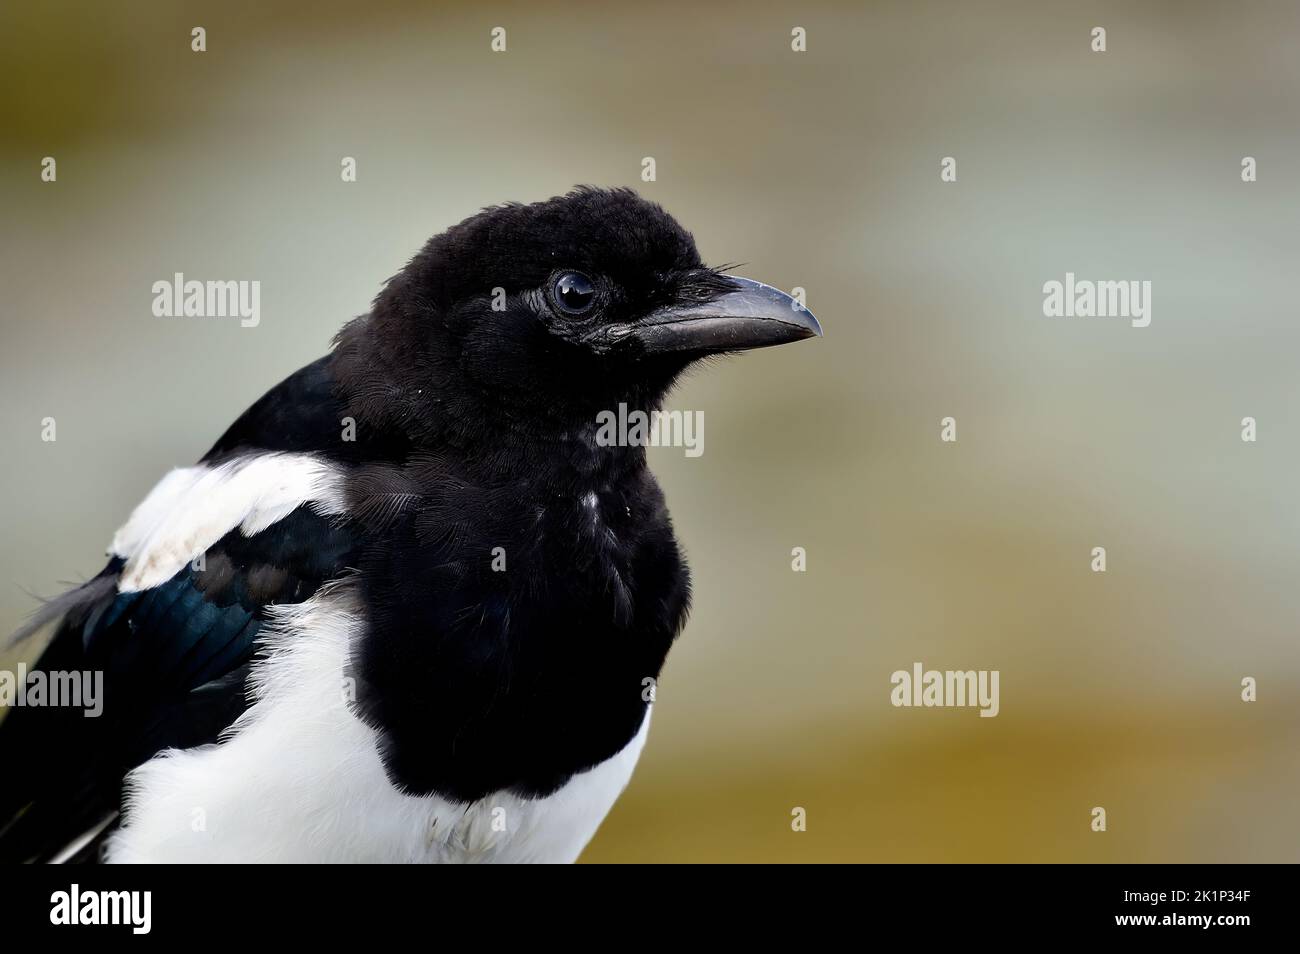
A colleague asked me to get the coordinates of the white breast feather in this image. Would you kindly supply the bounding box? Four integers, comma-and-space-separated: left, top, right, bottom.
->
104, 586, 649, 863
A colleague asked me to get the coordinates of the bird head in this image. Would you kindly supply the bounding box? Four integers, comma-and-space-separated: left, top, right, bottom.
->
332, 187, 821, 450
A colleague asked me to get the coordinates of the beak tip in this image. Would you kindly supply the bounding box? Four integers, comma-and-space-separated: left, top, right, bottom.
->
790, 304, 823, 340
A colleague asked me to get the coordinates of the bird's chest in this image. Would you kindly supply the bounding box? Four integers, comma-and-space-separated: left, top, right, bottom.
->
530, 488, 639, 616
351, 480, 688, 802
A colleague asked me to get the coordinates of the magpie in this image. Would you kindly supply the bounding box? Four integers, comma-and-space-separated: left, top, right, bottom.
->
0, 187, 821, 863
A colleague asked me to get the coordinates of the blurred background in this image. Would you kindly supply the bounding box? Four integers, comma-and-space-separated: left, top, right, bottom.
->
2, 0, 1298, 862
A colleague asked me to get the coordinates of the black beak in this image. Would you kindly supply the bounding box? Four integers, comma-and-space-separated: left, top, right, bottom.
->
627, 276, 822, 355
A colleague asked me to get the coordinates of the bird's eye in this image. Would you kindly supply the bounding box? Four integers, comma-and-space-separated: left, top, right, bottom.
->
551, 271, 596, 315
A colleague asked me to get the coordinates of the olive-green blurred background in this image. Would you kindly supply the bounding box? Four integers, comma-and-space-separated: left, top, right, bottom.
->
3, 1, 1298, 862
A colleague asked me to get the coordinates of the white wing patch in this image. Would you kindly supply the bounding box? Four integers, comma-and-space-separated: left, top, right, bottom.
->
111, 453, 347, 593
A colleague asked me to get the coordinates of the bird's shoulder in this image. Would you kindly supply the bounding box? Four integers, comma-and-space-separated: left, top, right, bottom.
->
204, 353, 411, 463
0, 359, 365, 861
15, 355, 368, 681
